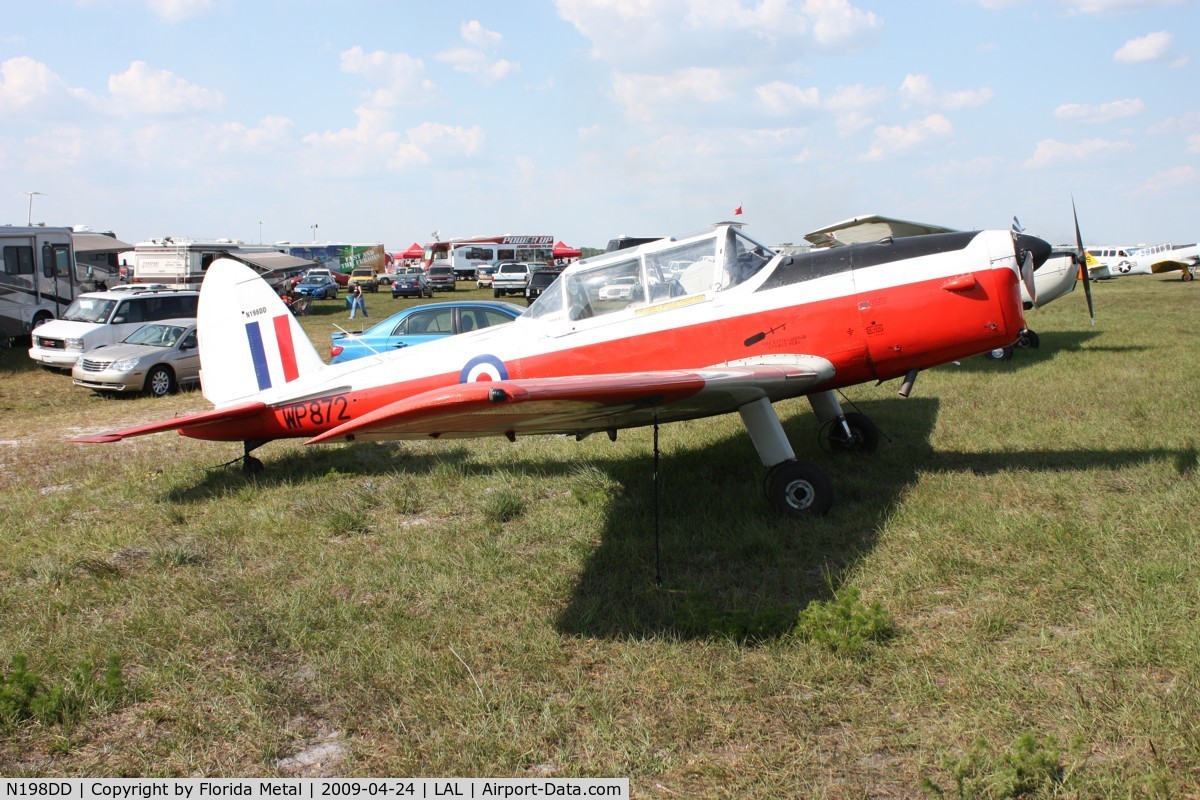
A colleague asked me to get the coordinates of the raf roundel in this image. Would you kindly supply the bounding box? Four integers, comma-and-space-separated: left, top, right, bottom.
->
459, 354, 509, 384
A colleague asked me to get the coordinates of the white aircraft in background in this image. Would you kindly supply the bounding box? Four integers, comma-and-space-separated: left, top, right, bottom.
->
802, 213, 1092, 356
1086, 242, 1198, 281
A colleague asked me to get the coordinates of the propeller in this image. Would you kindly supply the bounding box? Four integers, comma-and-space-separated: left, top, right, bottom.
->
1011, 216, 1039, 303
1072, 196, 1095, 327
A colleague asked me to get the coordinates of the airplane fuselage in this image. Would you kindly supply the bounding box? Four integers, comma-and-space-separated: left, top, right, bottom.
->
186, 229, 1026, 443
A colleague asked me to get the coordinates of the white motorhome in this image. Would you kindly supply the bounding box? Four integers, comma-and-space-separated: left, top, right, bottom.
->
1, 226, 76, 342
131, 238, 315, 290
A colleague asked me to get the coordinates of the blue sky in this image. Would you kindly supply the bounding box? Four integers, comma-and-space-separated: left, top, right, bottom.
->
2, 0, 1196, 250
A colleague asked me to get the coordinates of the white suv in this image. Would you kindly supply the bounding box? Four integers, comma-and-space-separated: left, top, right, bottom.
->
29, 288, 199, 369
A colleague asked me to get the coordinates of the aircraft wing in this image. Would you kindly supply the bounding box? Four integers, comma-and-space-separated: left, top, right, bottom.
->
1149, 258, 1191, 274
71, 401, 268, 443
804, 214, 957, 248
306, 358, 835, 444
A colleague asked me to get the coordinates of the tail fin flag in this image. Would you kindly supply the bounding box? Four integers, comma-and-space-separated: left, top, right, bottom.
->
198, 258, 325, 406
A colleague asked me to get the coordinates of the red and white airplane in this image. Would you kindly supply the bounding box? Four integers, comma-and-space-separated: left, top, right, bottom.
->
75, 221, 1052, 516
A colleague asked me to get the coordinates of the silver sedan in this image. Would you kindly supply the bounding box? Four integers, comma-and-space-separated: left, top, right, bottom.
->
72, 318, 200, 396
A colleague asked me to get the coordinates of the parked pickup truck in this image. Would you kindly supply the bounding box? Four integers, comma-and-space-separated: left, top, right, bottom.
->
492, 262, 532, 298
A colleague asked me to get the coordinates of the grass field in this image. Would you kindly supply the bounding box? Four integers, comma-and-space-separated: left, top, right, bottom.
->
1, 275, 1197, 796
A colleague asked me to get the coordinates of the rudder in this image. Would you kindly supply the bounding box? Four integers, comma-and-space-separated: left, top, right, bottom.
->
198, 258, 325, 406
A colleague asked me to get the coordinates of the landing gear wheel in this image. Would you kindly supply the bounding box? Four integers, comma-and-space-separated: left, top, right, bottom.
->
765, 460, 833, 517
144, 365, 175, 397
1015, 330, 1040, 349
986, 346, 1014, 361
827, 412, 880, 455
242, 455, 263, 475
1183, 270, 1195, 282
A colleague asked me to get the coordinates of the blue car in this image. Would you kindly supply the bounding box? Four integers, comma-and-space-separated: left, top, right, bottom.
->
329, 300, 523, 364
295, 275, 339, 299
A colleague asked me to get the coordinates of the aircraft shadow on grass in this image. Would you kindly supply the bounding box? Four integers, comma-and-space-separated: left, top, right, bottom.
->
940, 329, 1123, 373
162, 395, 1190, 644
554, 395, 1195, 642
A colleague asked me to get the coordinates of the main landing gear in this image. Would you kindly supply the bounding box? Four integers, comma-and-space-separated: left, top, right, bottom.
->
739, 391, 879, 517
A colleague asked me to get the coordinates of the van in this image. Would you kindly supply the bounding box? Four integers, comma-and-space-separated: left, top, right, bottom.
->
28, 287, 199, 369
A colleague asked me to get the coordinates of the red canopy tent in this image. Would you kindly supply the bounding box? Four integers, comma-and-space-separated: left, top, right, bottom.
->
398, 242, 424, 260
552, 240, 582, 260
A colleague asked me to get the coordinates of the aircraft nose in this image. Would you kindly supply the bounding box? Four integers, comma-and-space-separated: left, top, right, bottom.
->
1015, 234, 1053, 268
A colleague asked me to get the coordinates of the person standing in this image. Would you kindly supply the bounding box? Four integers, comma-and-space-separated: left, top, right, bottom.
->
349, 281, 368, 320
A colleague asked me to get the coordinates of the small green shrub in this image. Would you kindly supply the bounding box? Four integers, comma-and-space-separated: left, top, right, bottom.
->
793, 586, 895, 656
0, 653, 125, 728
923, 734, 1063, 799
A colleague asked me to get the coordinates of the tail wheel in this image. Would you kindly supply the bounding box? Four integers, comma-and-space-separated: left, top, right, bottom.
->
764, 460, 833, 517
827, 412, 880, 455
145, 365, 176, 397
1015, 330, 1040, 349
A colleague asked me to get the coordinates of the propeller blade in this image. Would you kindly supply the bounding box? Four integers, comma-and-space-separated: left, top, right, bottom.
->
1072, 196, 1095, 327
1021, 251, 1038, 303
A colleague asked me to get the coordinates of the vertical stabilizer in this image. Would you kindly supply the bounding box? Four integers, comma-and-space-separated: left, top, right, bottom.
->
198, 258, 326, 406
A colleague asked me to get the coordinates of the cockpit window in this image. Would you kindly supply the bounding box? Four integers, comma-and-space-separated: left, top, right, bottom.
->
524, 226, 774, 325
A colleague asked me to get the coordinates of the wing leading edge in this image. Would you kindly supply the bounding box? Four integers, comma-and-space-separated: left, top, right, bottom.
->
307, 357, 835, 444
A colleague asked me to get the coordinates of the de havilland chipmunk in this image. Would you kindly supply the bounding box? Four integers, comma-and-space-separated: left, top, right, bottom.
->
75, 220, 1056, 517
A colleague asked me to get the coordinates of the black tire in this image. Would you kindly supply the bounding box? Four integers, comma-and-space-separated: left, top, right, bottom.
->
1015, 330, 1040, 349
144, 365, 176, 397
493, 289, 501, 298
765, 460, 833, 517
1182, 270, 1194, 282
828, 412, 880, 455
243, 455, 264, 475
31, 312, 53, 331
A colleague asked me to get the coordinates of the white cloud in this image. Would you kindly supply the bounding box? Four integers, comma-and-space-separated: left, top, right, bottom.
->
555, 0, 880, 69
862, 114, 953, 161
214, 116, 295, 154
1187, 135, 1200, 154
613, 68, 739, 123
826, 83, 888, 112
0, 56, 66, 112
1132, 165, 1197, 195
437, 20, 519, 84
803, 0, 883, 50
1113, 30, 1172, 63
340, 47, 437, 108
825, 83, 888, 136
303, 110, 485, 174
101, 61, 224, 116
1054, 98, 1144, 123
143, 0, 213, 22
755, 81, 821, 115
900, 74, 993, 110
1060, 0, 1185, 12
1023, 137, 1132, 168
460, 20, 503, 49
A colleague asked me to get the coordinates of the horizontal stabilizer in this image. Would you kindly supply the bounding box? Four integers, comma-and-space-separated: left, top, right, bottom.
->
71, 401, 267, 443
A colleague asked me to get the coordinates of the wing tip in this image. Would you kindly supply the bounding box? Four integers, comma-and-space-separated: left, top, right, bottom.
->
70, 433, 126, 443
